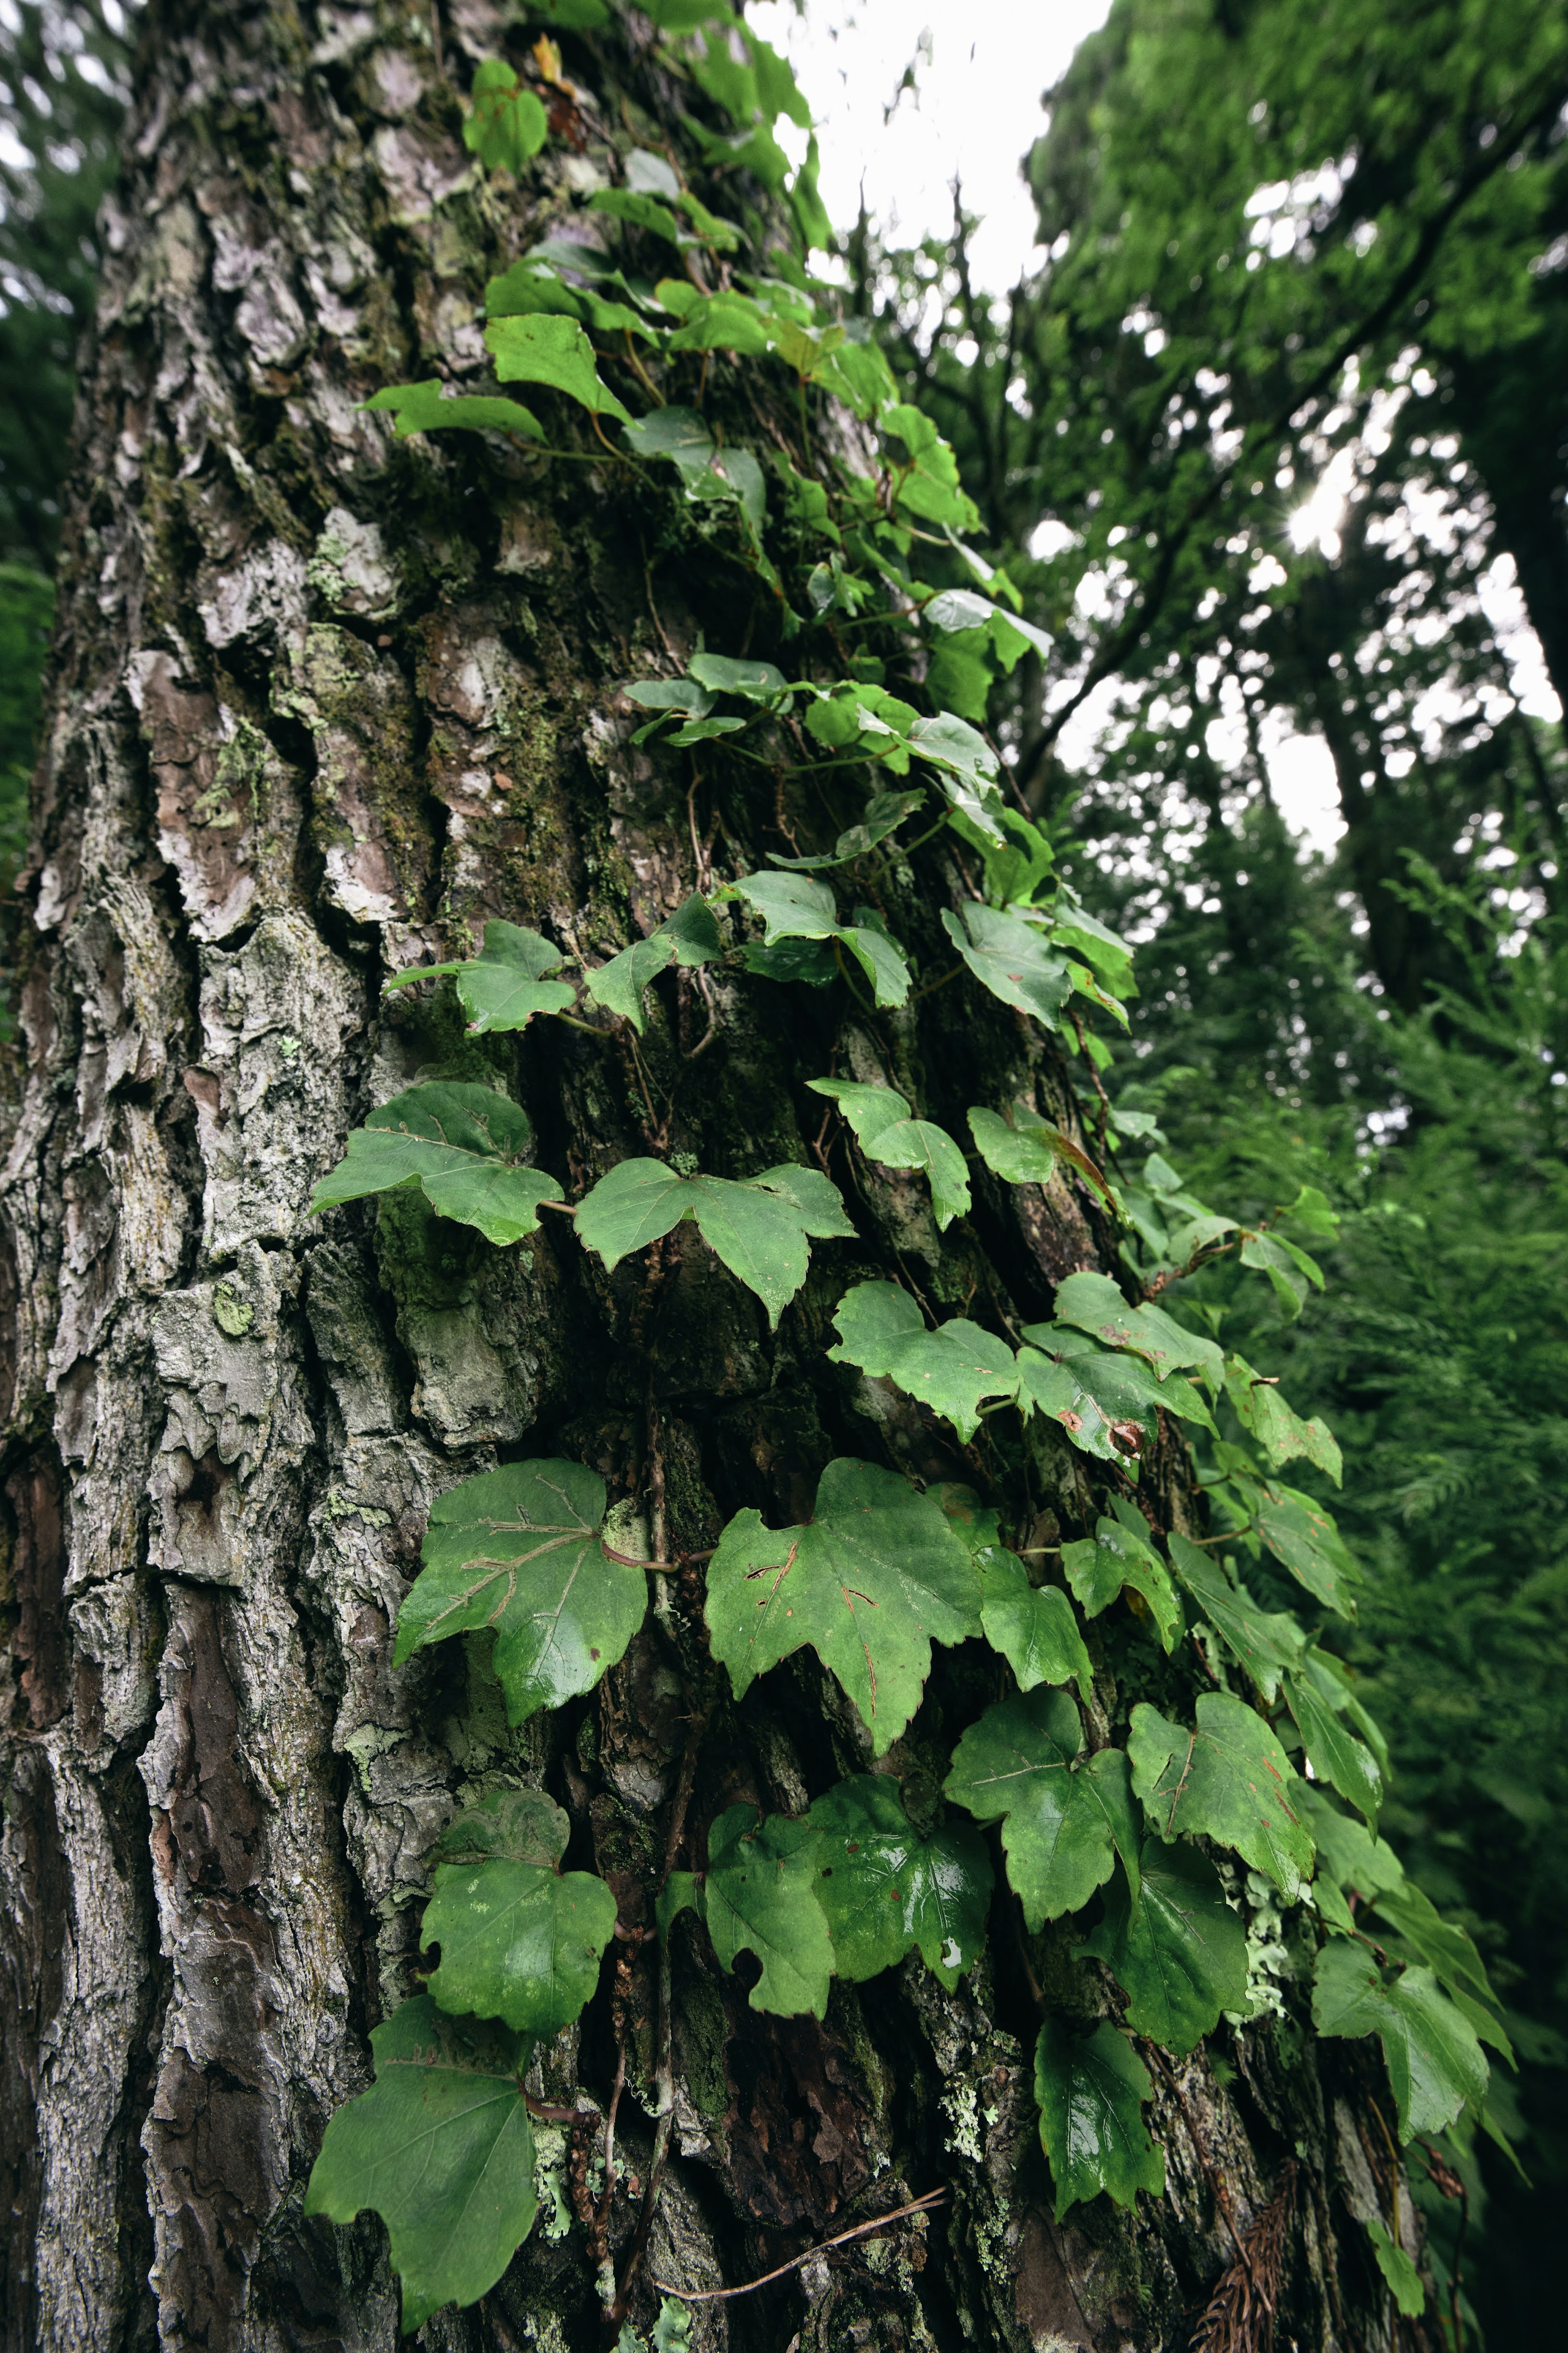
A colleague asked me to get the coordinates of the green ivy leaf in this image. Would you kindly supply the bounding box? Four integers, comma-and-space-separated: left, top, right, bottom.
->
484, 312, 633, 424
384, 921, 576, 1033
687, 651, 787, 700
1129, 1693, 1315, 1900
1165, 1531, 1305, 1702
1061, 1507, 1181, 1654
584, 895, 722, 1031
1364, 1878, 1506, 2042
667, 291, 772, 356
705, 1458, 982, 1753
969, 1102, 1114, 1208
364, 379, 544, 442
1254, 1482, 1358, 1617
666, 1804, 836, 2016
303, 1996, 536, 2334
809, 1082, 970, 1228
1084, 1839, 1250, 2056
1312, 1944, 1488, 2139
395, 1460, 647, 1724
1224, 1355, 1342, 1484
977, 1549, 1094, 1704
309, 1083, 565, 1246
1300, 1784, 1404, 1905
771, 789, 925, 871
1239, 1229, 1323, 1320
421, 1789, 619, 2036
464, 60, 549, 174
1284, 1663, 1382, 1827
945, 1690, 1140, 1926
735, 872, 912, 1007
1018, 1327, 1217, 1450
808, 1774, 993, 1990
1050, 1270, 1224, 1387
1033, 2018, 1164, 2219
882, 403, 981, 531
622, 403, 718, 486
1368, 2219, 1425, 2318
827, 1280, 1014, 1438
575, 1156, 851, 1327
940, 903, 1073, 1028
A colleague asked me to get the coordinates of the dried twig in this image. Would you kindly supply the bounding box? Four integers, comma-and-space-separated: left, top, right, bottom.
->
653, 2187, 947, 2304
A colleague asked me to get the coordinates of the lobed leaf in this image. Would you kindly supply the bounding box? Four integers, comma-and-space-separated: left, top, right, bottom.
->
1255, 1482, 1358, 1617
828, 1280, 1014, 1439
809, 1774, 993, 1990
1062, 1506, 1181, 1653
663, 1804, 836, 2017
383, 921, 576, 1033
1129, 1693, 1315, 1900
704, 1458, 982, 1753
421, 1789, 619, 2036
1312, 1944, 1488, 2140
1225, 1354, 1342, 1484
303, 1996, 536, 2334
969, 1102, 1113, 1207
575, 1155, 852, 1327
945, 1689, 1140, 1926
395, 1460, 647, 1725
1085, 1839, 1250, 2055
309, 1082, 564, 1247
978, 1549, 1095, 1704
1033, 2018, 1164, 2219
484, 312, 633, 424
1165, 1531, 1305, 1702
364, 379, 544, 442
464, 60, 549, 174
1051, 1270, 1224, 1388
810, 1082, 969, 1228
584, 895, 722, 1031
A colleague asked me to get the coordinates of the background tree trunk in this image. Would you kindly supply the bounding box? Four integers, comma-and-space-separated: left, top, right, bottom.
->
0, 5, 1426, 2349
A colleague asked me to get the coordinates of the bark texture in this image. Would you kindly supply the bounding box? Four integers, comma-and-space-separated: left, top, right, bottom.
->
0, 5, 1427, 2350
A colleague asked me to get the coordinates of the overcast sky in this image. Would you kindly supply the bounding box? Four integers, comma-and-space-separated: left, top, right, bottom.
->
751, 1, 1112, 291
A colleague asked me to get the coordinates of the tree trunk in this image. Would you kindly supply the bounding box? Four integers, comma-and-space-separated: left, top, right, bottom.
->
0, 6, 1428, 2351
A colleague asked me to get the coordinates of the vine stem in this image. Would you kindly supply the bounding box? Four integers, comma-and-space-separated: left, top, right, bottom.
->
652, 2187, 947, 2303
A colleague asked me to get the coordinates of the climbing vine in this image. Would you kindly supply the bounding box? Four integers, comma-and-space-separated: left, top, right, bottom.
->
296, 3, 1508, 2337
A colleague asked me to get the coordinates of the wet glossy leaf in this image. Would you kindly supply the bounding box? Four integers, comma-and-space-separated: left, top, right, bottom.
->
664, 1804, 835, 2017
310, 1083, 564, 1246
1084, 1840, 1249, 2056
1019, 1326, 1217, 1447
384, 921, 576, 1033
977, 1549, 1094, 1704
1240, 1229, 1323, 1320
575, 1156, 851, 1327
1225, 1355, 1342, 1484
809, 1774, 993, 1990
945, 1689, 1140, 1926
395, 1459, 646, 1724
941, 902, 1073, 1027
485, 312, 633, 423
1051, 1270, 1224, 1387
1284, 1663, 1382, 1826
1062, 1508, 1181, 1653
809, 1081, 969, 1226
421, 1790, 618, 2035
736, 873, 912, 1008
1033, 2018, 1164, 2219
303, 1996, 535, 2334
364, 379, 544, 441
1165, 1532, 1305, 1702
827, 1280, 1014, 1439
584, 895, 722, 1031
1312, 1945, 1488, 2139
969, 1102, 1113, 1207
1365, 1877, 1505, 2036
705, 1458, 982, 1753
1129, 1693, 1315, 1900
464, 60, 549, 174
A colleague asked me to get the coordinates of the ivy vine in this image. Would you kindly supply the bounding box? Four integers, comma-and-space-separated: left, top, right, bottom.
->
299, 4, 1510, 2335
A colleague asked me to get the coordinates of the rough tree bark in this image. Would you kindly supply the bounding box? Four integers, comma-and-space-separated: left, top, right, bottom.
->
0, 6, 1428, 2351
